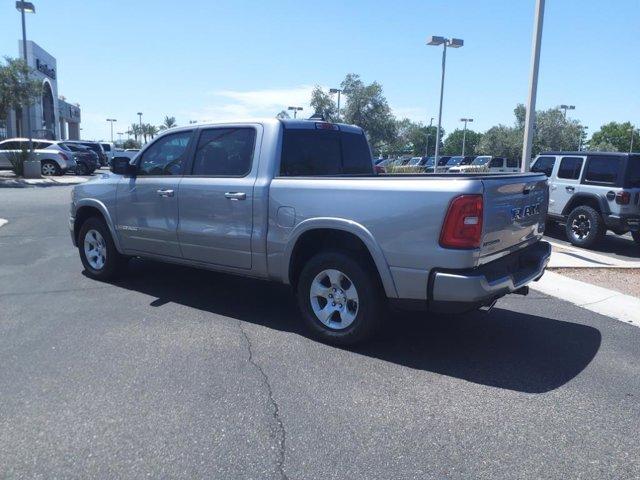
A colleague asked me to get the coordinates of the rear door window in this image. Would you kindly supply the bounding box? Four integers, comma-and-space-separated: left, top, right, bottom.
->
489, 158, 504, 168
558, 156, 584, 180
531, 156, 555, 176
192, 127, 255, 176
506, 158, 520, 168
584, 156, 621, 185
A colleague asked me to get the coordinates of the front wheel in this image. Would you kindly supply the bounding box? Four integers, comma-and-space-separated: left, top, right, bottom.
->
296, 251, 383, 345
632, 231, 640, 246
78, 216, 127, 281
565, 206, 605, 248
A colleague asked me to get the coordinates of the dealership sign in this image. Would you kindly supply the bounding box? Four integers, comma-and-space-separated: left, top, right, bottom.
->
36, 59, 56, 79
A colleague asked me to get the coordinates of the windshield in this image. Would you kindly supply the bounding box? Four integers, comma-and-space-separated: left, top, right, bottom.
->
447, 156, 463, 166
408, 157, 422, 165
472, 156, 491, 165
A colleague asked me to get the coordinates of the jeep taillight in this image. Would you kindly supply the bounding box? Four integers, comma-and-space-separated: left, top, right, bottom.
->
439, 195, 484, 249
616, 191, 631, 205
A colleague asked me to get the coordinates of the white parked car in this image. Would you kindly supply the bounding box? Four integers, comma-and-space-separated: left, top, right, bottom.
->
0, 138, 77, 176
449, 156, 520, 174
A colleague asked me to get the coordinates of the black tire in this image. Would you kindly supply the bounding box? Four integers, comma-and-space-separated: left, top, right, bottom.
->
296, 250, 384, 345
75, 162, 88, 175
565, 205, 605, 248
78, 216, 127, 281
632, 231, 640, 246
41, 160, 61, 176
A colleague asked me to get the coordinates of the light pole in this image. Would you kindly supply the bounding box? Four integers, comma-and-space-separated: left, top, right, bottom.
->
106, 118, 117, 143
137, 112, 143, 143
630, 127, 637, 153
117, 132, 123, 144
424, 117, 434, 157
329, 88, 342, 121
560, 104, 575, 118
521, 0, 545, 172
288, 106, 303, 119
578, 125, 588, 151
427, 35, 464, 164
460, 117, 474, 155
16, 1, 37, 177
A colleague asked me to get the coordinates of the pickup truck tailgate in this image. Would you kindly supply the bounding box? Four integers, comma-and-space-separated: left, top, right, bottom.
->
480, 174, 548, 262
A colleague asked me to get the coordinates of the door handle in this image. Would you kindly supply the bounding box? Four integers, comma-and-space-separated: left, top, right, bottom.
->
224, 192, 247, 201
157, 189, 174, 197
565, 186, 575, 193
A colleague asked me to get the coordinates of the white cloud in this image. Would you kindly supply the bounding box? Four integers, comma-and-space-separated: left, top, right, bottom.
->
183, 85, 319, 122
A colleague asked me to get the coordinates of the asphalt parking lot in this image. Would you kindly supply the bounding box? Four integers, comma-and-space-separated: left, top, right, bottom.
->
1, 186, 639, 479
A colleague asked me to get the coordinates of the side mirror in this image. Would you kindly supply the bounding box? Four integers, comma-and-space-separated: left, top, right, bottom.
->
111, 156, 137, 175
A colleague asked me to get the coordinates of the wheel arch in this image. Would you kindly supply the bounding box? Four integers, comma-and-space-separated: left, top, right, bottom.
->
562, 193, 610, 217
284, 218, 398, 298
74, 199, 123, 252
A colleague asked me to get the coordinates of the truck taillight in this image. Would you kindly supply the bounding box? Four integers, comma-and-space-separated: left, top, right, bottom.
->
59, 152, 68, 161
615, 191, 631, 205
439, 195, 483, 249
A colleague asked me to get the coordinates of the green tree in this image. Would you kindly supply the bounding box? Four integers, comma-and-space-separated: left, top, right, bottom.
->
340, 73, 397, 153
443, 129, 482, 156
128, 124, 142, 143
309, 86, 338, 122
0, 57, 41, 124
477, 125, 523, 160
158, 115, 177, 130
589, 121, 636, 152
123, 139, 140, 149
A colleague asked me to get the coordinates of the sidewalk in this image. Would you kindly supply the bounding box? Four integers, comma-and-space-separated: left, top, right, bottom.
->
532, 240, 640, 327
0, 171, 90, 188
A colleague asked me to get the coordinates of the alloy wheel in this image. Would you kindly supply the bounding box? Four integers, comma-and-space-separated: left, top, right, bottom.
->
83, 229, 107, 270
41, 162, 57, 176
571, 214, 591, 241
309, 269, 359, 330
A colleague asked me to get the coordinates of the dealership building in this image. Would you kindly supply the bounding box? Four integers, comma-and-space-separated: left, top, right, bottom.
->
2, 41, 81, 141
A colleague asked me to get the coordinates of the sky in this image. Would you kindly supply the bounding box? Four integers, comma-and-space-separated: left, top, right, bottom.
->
1, 0, 639, 142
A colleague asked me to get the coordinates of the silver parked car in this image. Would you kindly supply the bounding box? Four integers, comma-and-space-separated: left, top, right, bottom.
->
0, 138, 76, 175
70, 118, 550, 345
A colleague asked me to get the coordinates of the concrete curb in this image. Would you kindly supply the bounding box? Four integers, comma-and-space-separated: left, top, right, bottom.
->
0, 176, 89, 188
531, 271, 640, 328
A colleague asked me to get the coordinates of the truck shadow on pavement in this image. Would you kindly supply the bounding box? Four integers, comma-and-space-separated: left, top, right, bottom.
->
111, 258, 602, 395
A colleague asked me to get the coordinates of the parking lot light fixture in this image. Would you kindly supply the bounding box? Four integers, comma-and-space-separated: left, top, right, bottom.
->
560, 104, 575, 118
460, 118, 474, 156
15, 1, 35, 13
288, 106, 303, 119
329, 88, 342, 121
427, 35, 464, 163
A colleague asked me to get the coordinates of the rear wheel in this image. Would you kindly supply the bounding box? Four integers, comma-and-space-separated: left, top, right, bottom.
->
41, 160, 61, 176
565, 205, 605, 248
78, 216, 127, 280
296, 250, 383, 345
632, 231, 640, 246
75, 162, 88, 175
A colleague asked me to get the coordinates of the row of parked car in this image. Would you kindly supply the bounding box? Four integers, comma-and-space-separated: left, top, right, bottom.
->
376, 155, 522, 174
0, 138, 140, 176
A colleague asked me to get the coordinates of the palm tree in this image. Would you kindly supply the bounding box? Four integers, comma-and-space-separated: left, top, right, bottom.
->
144, 123, 159, 140
159, 115, 177, 130
129, 123, 142, 142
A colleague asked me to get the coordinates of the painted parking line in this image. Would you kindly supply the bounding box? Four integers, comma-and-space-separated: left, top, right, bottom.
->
531, 271, 640, 328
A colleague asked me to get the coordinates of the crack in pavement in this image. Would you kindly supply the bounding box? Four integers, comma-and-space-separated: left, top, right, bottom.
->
237, 321, 289, 480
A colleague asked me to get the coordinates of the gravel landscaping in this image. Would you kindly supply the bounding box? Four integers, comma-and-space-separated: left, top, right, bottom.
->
552, 267, 640, 298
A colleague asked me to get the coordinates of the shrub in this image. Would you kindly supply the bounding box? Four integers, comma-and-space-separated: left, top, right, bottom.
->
8, 147, 29, 176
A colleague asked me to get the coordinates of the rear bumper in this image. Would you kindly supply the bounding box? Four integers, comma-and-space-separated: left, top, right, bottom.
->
603, 214, 640, 232
429, 241, 551, 307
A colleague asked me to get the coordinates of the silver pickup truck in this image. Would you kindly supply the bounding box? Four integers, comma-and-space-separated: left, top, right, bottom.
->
70, 118, 551, 344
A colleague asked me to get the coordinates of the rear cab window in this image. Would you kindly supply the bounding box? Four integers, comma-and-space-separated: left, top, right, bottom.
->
280, 127, 373, 176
